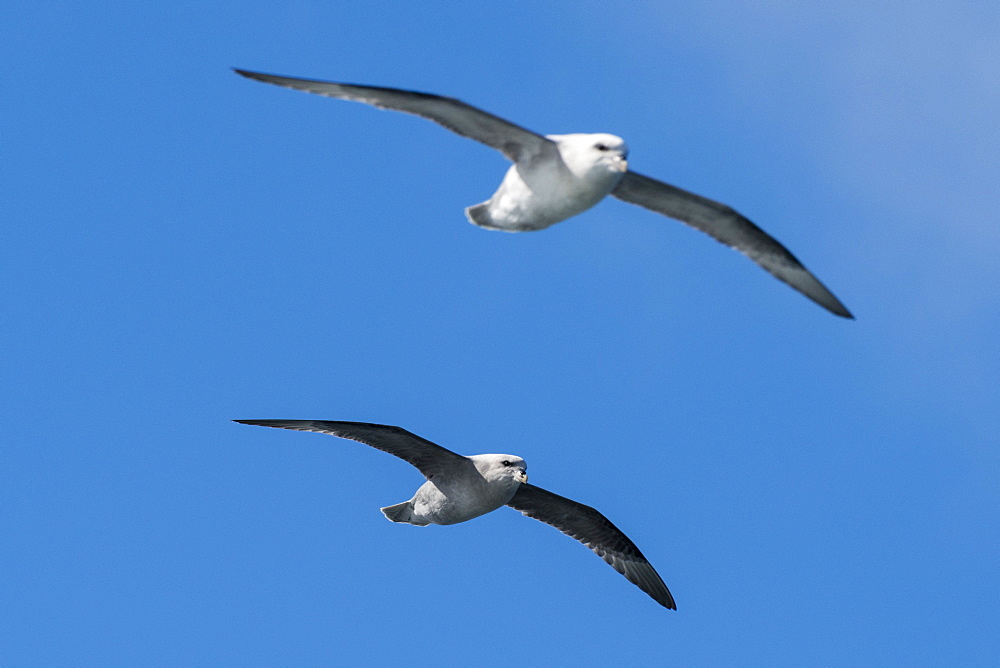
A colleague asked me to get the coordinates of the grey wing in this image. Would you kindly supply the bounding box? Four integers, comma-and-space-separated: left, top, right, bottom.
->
233, 69, 555, 164
506, 483, 676, 610
234, 420, 467, 479
612, 171, 853, 318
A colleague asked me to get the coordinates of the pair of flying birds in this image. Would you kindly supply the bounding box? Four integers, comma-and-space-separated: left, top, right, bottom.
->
234, 67, 854, 610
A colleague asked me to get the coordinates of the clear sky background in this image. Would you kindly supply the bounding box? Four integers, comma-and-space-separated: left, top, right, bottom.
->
4, 2, 998, 665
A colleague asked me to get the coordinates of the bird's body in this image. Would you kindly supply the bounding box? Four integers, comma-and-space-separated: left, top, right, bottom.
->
385, 453, 527, 526
467, 133, 629, 231
234, 68, 853, 318
235, 419, 676, 609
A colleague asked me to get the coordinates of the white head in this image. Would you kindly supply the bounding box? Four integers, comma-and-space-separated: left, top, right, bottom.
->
547, 133, 629, 179
470, 454, 528, 487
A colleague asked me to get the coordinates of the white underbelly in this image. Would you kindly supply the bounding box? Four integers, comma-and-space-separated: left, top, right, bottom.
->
486, 163, 615, 231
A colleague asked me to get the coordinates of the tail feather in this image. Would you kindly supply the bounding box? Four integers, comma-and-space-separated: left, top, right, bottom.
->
465, 201, 497, 229
381, 501, 428, 525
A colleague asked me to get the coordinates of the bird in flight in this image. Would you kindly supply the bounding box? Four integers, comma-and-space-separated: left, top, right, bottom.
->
235, 419, 676, 610
235, 68, 853, 318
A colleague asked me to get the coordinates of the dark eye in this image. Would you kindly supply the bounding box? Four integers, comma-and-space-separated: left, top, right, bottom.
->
595, 143, 609, 151
501, 460, 511, 467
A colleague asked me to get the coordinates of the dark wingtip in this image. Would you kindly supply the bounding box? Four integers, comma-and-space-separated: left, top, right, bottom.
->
654, 583, 677, 610
811, 288, 854, 319
831, 301, 855, 320
833, 305, 855, 320
653, 592, 676, 610
232, 68, 261, 81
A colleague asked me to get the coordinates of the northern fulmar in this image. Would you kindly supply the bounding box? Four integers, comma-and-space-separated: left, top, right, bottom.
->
235, 419, 676, 609
234, 68, 852, 318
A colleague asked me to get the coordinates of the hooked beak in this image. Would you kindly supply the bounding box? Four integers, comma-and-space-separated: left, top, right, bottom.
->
614, 155, 628, 172
516, 470, 528, 484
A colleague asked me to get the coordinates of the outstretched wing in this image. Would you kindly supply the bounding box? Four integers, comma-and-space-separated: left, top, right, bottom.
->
234, 420, 467, 479
507, 483, 676, 609
612, 171, 853, 318
233, 69, 555, 164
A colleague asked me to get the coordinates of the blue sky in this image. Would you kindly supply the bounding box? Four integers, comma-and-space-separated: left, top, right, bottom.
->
3, 2, 998, 664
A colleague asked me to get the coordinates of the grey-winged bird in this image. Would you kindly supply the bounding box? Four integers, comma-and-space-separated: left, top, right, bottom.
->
235, 419, 676, 610
235, 68, 853, 318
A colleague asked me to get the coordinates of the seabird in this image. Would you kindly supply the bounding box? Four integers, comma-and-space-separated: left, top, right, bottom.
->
235, 419, 676, 609
234, 68, 853, 318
